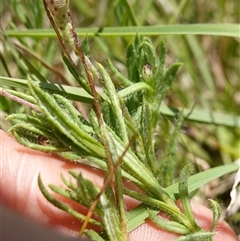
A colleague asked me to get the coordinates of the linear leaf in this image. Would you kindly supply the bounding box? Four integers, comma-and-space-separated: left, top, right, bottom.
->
5, 24, 239, 38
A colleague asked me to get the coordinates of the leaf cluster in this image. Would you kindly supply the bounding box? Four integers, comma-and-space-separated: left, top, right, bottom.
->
5, 31, 222, 240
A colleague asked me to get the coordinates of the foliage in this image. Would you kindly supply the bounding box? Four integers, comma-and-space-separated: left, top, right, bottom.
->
1, 0, 239, 239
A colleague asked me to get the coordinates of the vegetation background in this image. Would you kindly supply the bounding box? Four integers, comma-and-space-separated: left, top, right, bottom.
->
0, 0, 239, 236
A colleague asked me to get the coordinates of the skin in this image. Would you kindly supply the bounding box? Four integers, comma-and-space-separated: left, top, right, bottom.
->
0, 130, 237, 241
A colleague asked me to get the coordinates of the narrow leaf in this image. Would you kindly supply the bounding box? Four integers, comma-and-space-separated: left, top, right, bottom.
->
98, 63, 128, 144
148, 209, 190, 235
84, 230, 105, 241
209, 199, 222, 232
156, 62, 182, 109
140, 99, 156, 171
178, 165, 200, 231
174, 231, 214, 241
